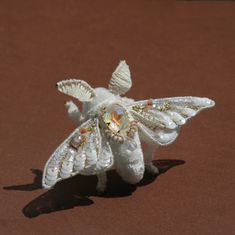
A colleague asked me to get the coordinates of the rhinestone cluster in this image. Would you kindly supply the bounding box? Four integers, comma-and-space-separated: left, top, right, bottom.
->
132, 99, 171, 114
101, 103, 138, 143
131, 100, 168, 130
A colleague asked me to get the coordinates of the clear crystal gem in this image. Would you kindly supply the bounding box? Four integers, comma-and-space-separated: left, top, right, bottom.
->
103, 104, 130, 133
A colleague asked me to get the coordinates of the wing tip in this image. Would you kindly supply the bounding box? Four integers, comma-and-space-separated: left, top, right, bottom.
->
194, 97, 215, 109
209, 99, 215, 107
203, 97, 215, 108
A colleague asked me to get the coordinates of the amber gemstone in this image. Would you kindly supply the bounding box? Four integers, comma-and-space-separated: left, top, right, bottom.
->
79, 128, 87, 134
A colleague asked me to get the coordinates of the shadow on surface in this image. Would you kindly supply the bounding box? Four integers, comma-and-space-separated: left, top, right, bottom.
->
4, 159, 185, 218
3, 169, 42, 191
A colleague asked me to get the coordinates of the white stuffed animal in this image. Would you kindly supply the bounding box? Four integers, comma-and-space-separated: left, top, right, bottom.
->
42, 61, 215, 193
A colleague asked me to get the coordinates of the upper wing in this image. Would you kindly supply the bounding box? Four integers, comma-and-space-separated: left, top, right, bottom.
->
108, 60, 132, 95
56, 79, 96, 102
42, 118, 114, 189
128, 97, 215, 145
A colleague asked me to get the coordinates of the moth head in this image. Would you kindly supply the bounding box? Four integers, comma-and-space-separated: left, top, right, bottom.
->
108, 60, 132, 96
56, 60, 132, 103
83, 87, 117, 117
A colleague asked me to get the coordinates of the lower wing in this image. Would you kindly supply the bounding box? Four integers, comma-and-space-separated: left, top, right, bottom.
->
42, 118, 114, 188
128, 96, 215, 145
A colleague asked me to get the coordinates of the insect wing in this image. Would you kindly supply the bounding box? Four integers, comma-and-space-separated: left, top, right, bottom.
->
42, 118, 114, 188
56, 79, 96, 102
108, 60, 132, 95
129, 97, 215, 145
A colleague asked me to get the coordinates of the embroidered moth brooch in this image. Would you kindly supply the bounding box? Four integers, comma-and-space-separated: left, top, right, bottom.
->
42, 61, 215, 193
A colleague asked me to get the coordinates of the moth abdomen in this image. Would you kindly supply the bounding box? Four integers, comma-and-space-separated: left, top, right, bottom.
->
113, 134, 145, 184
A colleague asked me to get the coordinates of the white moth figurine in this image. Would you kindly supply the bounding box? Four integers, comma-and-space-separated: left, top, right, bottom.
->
42, 60, 215, 193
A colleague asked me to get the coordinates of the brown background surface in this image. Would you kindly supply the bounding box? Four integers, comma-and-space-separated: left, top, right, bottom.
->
0, 1, 235, 234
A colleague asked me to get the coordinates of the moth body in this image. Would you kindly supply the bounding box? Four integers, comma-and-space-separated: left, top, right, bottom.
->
81, 87, 144, 184
111, 132, 145, 184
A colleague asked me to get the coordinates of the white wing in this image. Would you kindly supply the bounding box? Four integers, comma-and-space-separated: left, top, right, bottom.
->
108, 60, 132, 95
42, 118, 114, 189
56, 79, 96, 102
128, 97, 215, 145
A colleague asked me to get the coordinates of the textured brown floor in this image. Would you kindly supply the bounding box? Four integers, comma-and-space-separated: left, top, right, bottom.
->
1, 1, 235, 234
